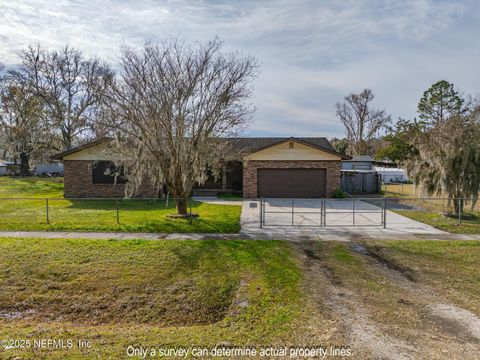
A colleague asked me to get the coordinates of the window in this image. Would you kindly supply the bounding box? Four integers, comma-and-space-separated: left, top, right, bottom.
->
92, 161, 127, 184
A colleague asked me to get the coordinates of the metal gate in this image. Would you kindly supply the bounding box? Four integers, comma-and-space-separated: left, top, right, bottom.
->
259, 198, 386, 227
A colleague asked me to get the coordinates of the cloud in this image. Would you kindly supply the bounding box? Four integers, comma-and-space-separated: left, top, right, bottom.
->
0, 0, 478, 137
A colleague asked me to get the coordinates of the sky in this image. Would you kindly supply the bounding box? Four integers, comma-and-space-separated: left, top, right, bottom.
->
1, 0, 479, 137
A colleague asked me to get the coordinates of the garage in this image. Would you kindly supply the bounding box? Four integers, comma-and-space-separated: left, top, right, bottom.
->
257, 168, 326, 198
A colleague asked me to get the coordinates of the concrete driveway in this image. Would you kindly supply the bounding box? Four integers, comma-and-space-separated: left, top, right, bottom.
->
240, 198, 448, 240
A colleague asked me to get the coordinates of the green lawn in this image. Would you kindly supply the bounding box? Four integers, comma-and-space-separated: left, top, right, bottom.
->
395, 210, 480, 234
0, 176, 64, 197
0, 238, 301, 359
217, 193, 243, 200
1, 237, 480, 358
0, 177, 241, 233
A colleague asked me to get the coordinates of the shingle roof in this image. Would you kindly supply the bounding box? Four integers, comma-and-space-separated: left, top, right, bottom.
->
344, 155, 374, 162
225, 137, 350, 159
227, 137, 333, 152
52, 136, 350, 160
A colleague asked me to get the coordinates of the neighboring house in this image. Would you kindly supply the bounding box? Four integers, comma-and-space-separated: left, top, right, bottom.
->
340, 155, 409, 194
0, 162, 7, 176
341, 155, 376, 171
52, 137, 350, 199
0, 160, 19, 176
341, 156, 380, 194
34, 161, 64, 176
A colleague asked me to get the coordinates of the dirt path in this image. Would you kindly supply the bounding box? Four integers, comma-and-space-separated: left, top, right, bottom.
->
349, 243, 480, 344
293, 241, 480, 359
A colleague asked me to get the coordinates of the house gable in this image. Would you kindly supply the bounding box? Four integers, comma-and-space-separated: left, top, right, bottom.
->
63, 142, 121, 161
243, 140, 342, 161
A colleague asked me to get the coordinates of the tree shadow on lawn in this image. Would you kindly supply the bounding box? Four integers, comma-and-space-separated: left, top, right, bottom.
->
64, 198, 193, 211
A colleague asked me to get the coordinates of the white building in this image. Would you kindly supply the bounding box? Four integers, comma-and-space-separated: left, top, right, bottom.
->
373, 166, 409, 183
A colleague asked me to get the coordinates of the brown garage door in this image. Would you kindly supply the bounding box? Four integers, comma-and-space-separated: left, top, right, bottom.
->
257, 168, 326, 198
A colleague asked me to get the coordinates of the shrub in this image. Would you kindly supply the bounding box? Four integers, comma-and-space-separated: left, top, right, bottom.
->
332, 188, 348, 198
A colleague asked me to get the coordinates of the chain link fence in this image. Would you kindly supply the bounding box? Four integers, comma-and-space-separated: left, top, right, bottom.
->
259, 197, 480, 231
385, 197, 480, 230
0, 197, 241, 232
260, 198, 386, 227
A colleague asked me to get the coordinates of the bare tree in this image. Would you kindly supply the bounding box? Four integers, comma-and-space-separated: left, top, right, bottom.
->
336, 89, 391, 156
10, 45, 113, 151
0, 79, 47, 175
106, 38, 257, 215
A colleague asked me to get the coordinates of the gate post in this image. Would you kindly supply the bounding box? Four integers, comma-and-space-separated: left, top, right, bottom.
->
259, 198, 263, 228
291, 199, 295, 226
323, 199, 327, 226
320, 199, 324, 227
353, 198, 355, 226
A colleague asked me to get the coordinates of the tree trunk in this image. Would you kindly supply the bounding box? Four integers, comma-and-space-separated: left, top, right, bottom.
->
19, 152, 30, 176
175, 198, 189, 215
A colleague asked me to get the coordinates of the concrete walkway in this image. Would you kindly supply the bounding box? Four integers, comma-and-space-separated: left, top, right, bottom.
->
193, 196, 243, 206
0, 198, 477, 242
0, 230, 479, 242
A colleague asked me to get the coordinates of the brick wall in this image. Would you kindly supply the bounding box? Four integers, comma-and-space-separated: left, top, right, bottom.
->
243, 160, 341, 199
64, 160, 157, 198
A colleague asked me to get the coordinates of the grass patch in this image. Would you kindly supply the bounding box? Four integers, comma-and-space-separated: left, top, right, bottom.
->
0, 237, 301, 358
330, 243, 359, 264
0, 176, 64, 198
0, 177, 241, 233
367, 240, 480, 314
395, 210, 480, 234
217, 193, 243, 200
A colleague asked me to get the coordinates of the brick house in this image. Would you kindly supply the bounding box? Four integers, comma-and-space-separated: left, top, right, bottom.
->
52, 137, 350, 199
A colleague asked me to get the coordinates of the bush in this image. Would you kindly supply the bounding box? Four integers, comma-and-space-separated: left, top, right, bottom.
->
332, 188, 348, 198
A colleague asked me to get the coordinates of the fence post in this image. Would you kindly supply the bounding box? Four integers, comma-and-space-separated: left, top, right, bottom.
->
458, 198, 462, 225
383, 197, 387, 228
45, 198, 49, 224
292, 199, 295, 226
115, 200, 119, 224
189, 198, 193, 225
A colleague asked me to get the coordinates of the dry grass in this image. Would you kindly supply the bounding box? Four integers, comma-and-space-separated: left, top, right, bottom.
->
373, 240, 480, 314
296, 240, 480, 359
0, 238, 301, 358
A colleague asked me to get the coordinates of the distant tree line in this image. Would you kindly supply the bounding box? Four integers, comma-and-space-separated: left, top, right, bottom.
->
0, 46, 113, 173
0, 39, 257, 215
